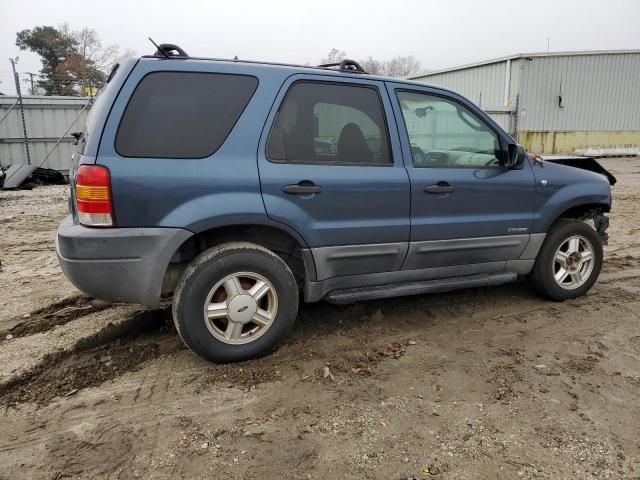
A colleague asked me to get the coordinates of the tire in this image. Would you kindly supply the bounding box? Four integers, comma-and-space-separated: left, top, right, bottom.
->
531, 218, 603, 301
173, 242, 299, 363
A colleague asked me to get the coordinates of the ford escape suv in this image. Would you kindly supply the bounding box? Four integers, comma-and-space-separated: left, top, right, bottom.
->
57, 44, 614, 363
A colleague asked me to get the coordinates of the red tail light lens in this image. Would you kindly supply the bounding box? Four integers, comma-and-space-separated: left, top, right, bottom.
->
75, 165, 114, 227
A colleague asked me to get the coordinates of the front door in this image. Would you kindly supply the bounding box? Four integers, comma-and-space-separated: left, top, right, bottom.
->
258, 76, 410, 280
388, 85, 536, 271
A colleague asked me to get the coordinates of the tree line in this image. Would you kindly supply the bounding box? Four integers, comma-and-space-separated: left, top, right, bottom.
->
320, 48, 424, 78
15, 24, 132, 96
14, 27, 424, 97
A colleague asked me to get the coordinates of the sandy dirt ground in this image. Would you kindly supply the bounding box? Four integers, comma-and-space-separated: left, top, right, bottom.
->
0, 158, 639, 480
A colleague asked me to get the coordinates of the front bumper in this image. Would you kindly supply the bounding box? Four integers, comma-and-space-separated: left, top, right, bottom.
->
56, 216, 192, 306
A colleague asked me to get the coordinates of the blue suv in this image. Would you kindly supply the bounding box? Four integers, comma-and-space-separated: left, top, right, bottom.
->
57, 44, 613, 362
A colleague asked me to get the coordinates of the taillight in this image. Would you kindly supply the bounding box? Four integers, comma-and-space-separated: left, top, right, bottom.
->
75, 165, 114, 227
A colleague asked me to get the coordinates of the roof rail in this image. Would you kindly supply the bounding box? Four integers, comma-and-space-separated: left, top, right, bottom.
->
147, 38, 189, 58
155, 43, 189, 58
317, 59, 367, 74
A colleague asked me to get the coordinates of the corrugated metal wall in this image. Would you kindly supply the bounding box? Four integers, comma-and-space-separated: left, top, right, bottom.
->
518, 53, 640, 131
411, 60, 518, 135
412, 52, 640, 134
0, 96, 90, 171
476, 109, 513, 133
412, 61, 509, 109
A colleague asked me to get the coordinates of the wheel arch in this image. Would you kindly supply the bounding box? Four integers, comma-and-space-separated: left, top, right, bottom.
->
162, 223, 316, 296
545, 202, 610, 232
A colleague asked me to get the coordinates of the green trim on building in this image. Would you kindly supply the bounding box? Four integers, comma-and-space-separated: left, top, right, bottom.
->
520, 130, 640, 154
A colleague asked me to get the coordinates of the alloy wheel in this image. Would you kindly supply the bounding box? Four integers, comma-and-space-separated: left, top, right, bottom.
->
552, 235, 595, 290
203, 272, 278, 345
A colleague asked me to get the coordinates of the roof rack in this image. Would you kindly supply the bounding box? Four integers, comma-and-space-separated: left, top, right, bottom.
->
148, 38, 189, 58
317, 59, 367, 74
155, 43, 189, 58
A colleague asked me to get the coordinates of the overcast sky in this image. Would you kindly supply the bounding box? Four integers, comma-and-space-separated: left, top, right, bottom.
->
1, 0, 639, 94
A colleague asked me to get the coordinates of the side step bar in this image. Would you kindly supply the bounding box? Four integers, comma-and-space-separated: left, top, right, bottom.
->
325, 272, 517, 304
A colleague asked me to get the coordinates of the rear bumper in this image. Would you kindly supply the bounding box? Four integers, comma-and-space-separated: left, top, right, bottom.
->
56, 216, 192, 307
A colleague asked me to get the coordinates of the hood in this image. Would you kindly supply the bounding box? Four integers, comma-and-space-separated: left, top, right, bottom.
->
540, 155, 616, 186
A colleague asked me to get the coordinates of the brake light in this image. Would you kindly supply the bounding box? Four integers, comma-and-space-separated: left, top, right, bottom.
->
75, 165, 114, 227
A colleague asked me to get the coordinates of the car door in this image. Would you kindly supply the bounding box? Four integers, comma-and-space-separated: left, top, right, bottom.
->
387, 83, 536, 271
258, 75, 410, 280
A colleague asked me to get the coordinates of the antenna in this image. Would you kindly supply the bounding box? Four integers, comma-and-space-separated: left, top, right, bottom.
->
148, 37, 170, 58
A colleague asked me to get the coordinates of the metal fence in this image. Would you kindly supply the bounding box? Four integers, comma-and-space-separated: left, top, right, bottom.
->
0, 95, 90, 172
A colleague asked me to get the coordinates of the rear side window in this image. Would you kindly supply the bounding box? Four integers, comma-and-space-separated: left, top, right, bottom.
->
116, 72, 258, 158
267, 81, 391, 165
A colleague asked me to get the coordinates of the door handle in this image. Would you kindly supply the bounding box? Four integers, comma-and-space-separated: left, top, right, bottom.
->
282, 182, 322, 195
424, 182, 455, 194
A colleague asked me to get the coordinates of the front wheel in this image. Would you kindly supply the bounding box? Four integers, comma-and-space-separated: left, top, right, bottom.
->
531, 219, 603, 301
173, 242, 299, 363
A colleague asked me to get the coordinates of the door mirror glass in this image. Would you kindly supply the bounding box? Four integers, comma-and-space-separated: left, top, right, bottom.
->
506, 143, 526, 169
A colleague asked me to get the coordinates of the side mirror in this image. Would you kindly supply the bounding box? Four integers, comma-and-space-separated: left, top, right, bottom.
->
506, 143, 526, 169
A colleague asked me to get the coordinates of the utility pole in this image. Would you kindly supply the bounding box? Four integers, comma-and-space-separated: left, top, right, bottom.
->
10, 57, 31, 165
24, 72, 36, 95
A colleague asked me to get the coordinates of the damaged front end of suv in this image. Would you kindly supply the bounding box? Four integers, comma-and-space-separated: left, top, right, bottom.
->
540, 155, 615, 244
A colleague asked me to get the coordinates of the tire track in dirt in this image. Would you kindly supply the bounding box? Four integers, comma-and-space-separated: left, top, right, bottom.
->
3, 262, 636, 410
0, 283, 538, 410
0, 307, 183, 407
2, 281, 639, 478
0, 295, 108, 339
1, 251, 638, 475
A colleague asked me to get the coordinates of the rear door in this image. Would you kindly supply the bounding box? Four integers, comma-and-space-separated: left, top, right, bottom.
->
258, 75, 410, 280
388, 84, 536, 271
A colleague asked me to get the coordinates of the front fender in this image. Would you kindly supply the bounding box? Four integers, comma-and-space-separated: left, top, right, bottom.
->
530, 161, 611, 233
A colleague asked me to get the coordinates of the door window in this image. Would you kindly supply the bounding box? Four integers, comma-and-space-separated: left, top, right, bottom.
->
396, 91, 501, 168
267, 82, 391, 165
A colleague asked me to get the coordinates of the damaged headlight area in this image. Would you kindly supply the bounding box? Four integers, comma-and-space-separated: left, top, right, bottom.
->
583, 208, 610, 245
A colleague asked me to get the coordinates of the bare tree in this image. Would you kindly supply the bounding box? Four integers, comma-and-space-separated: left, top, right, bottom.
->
319, 49, 424, 78
383, 56, 422, 78
65, 25, 121, 72
360, 56, 383, 74
363, 55, 422, 77
320, 48, 347, 64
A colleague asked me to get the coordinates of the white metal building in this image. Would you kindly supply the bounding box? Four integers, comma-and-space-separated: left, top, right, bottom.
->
410, 50, 640, 154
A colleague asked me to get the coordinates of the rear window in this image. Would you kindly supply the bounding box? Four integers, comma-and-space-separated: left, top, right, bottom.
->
115, 72, 258, 158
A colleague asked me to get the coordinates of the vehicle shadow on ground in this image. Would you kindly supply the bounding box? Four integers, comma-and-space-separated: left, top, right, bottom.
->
290, 280, 542, 342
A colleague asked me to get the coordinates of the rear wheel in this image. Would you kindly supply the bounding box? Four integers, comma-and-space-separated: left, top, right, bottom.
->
531, 219, 603, 301
173, 242, 299, 363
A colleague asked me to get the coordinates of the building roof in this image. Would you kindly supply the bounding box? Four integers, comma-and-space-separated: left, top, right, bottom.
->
409, 49, 640, 79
